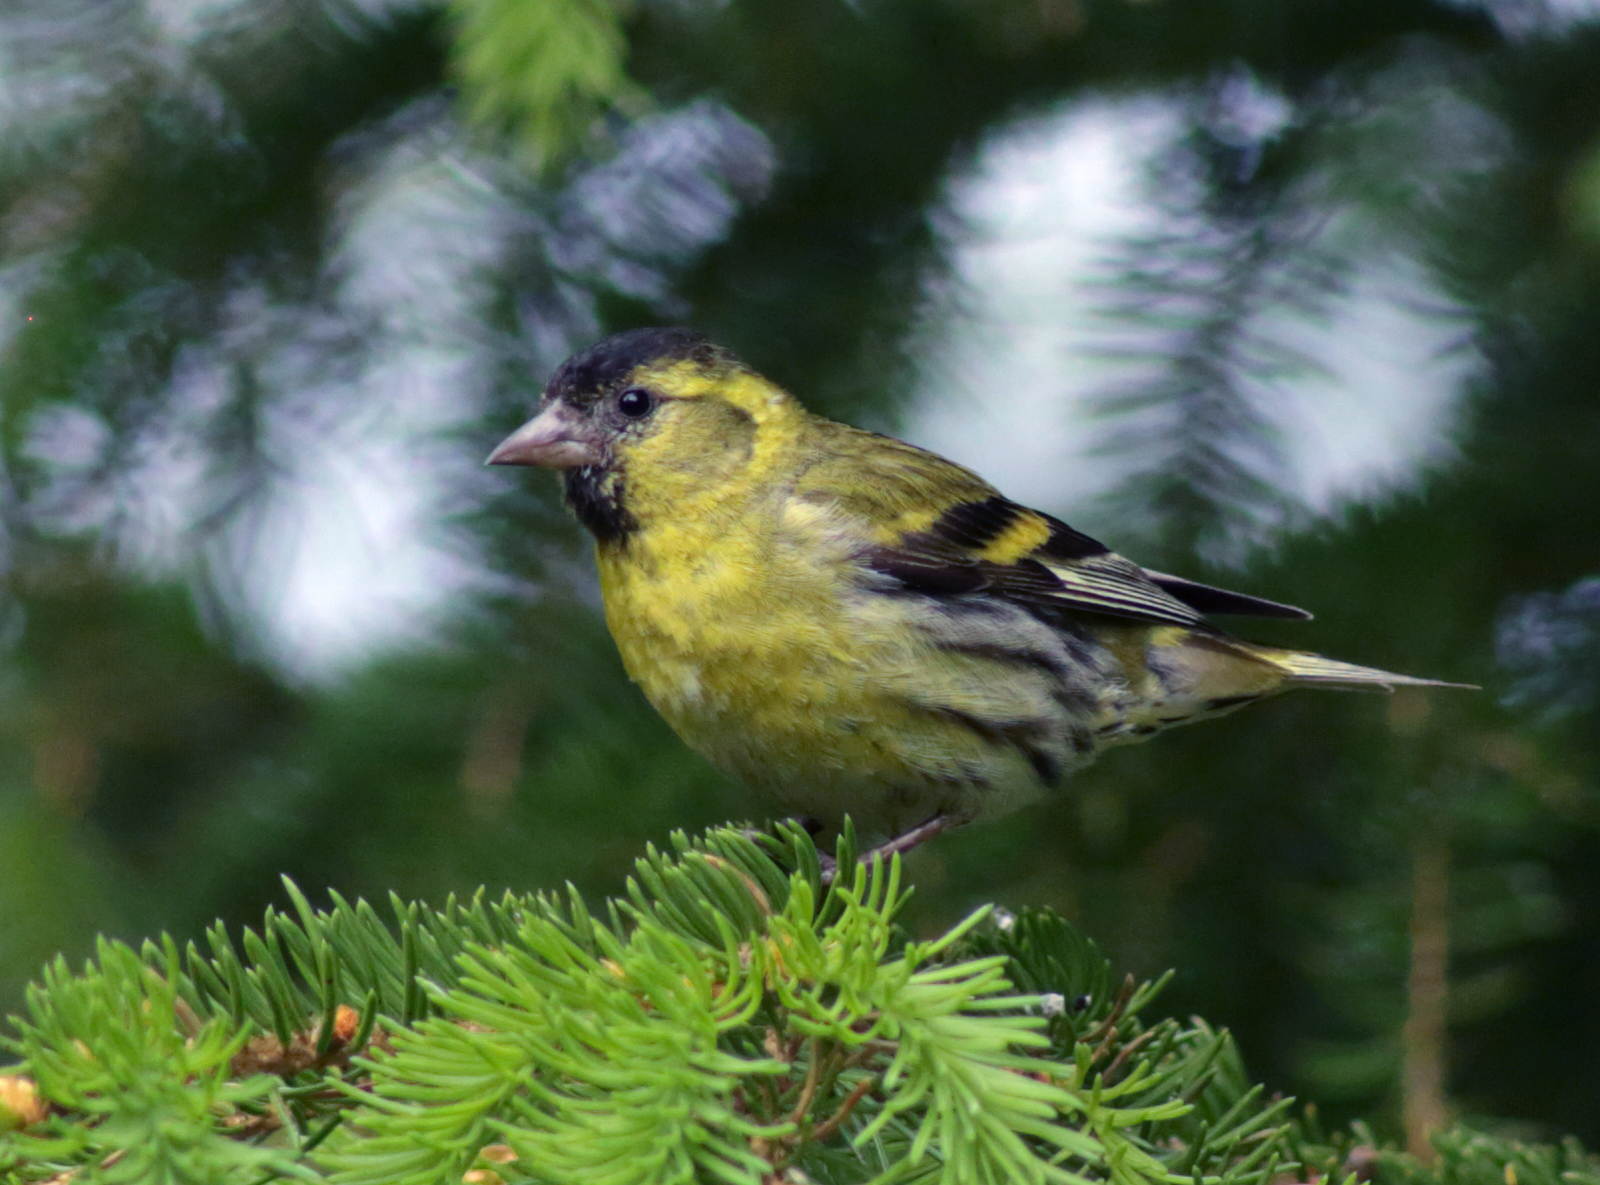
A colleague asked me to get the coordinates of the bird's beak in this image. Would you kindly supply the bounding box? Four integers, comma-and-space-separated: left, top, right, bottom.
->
486, 402, 601, 469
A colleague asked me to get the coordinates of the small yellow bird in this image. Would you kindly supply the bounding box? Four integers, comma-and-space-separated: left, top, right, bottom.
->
490, 328, 1468, 858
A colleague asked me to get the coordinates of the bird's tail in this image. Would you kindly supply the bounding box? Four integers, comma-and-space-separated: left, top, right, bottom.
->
1252, 647, 1477, 692
1104, 632, 1473, 747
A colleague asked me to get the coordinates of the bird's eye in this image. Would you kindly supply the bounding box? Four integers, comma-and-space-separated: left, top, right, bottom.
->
617, 388, 655, 419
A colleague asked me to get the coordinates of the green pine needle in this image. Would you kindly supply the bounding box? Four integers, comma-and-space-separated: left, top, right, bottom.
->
1, 823, 1589, 1185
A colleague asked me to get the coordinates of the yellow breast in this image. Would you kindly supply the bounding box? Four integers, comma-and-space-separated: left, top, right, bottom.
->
596, 498, 864, 756
593, 497, 1045, 831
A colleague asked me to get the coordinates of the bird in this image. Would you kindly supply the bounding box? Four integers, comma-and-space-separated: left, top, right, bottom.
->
488, 327, 1470, 861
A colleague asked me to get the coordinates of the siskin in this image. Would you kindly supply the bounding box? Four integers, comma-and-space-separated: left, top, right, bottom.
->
490, 328, 1469, 858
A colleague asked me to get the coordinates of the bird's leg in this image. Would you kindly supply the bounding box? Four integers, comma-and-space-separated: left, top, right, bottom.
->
819, 814, 955, 884
861, 814, 955, 863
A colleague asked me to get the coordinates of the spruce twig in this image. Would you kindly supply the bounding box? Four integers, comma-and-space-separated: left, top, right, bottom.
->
3, 821, 1571, 1185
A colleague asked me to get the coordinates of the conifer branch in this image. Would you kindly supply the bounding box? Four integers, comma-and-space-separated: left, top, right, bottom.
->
0, 822, 1590, 1185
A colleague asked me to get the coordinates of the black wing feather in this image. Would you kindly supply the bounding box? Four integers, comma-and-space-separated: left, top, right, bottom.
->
1142, 571, 1312, 620
860, 498, 1303, 629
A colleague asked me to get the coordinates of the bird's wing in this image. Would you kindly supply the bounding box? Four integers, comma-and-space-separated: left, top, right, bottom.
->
796, 424, 1310, 628
858, 494, 1212, 627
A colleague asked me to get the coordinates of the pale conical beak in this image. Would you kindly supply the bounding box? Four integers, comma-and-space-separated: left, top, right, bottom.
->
486, 402, 601, 469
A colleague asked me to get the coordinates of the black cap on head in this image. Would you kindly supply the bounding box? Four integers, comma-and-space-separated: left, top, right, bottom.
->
547, 327, 735, 403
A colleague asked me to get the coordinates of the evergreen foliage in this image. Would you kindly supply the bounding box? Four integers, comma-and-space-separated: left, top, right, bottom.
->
451, 0, 640, 168
0, 825, 1591, 1185
0, 824, 1287, 1184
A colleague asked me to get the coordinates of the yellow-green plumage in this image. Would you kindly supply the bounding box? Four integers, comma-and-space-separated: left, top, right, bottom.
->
489, 328, 1468, 844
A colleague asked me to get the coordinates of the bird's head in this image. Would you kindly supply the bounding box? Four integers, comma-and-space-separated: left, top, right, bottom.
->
488, 328, 802, 542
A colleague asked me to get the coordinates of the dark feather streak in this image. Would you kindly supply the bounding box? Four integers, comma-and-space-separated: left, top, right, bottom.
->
1203, 693, 1264, 710
929, 496, 1022, 549
909, 702, 1064, 787
936, 636, 1102, 719
865, 552, 987, 596
1040, 514, 1111, 561
935, 638, 1069, 680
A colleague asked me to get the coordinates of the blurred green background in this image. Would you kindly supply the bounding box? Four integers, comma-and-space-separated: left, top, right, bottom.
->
1, 0, 1598, 1154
